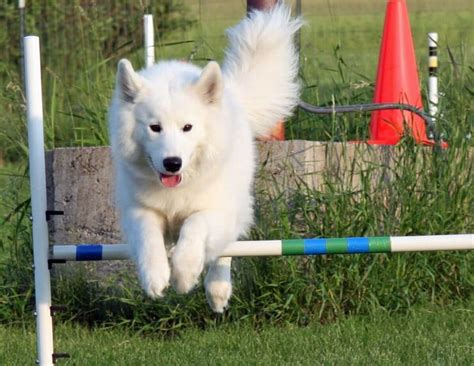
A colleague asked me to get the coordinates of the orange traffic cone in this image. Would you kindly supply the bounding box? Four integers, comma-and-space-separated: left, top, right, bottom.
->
369, 0, 432, 145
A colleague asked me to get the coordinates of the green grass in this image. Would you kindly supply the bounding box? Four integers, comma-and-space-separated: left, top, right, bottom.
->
0, 164, 29, 262
1, 306, 472, 365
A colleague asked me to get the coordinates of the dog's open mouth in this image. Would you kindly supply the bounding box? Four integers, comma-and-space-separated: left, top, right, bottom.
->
160, 173, 182, 188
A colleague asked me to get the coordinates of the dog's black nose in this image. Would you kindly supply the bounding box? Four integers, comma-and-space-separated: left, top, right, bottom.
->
163, 157, 182, 173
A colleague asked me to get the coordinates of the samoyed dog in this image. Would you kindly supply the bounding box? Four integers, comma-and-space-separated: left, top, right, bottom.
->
109, 4, 302, 312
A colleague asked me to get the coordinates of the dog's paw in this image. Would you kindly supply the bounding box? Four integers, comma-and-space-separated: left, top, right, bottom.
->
139, 264, 170, 299
205, 280, 232, 313
171, 245, 204, 294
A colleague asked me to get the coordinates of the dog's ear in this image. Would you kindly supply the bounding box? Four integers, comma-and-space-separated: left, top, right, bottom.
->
116, 59, 143, 103
193, 61, 223, 104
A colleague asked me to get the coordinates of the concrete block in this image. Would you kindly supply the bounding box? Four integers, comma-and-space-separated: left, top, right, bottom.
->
46, 146, 120, 245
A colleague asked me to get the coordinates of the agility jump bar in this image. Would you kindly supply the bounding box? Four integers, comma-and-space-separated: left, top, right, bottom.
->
51, 234, 473, 262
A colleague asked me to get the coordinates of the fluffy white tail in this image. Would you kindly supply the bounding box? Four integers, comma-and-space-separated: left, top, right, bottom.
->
223, 4, 302, 138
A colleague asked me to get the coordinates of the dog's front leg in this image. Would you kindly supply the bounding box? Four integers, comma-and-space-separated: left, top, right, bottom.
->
124, 207, 169, 298
205, 256, 232, 313
171, 211, 235, 311
170, 212, 209, 294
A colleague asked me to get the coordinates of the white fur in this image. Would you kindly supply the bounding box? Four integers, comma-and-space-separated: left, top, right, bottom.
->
108, 4, 301, 312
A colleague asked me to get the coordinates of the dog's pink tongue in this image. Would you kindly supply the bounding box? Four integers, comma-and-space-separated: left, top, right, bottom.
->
160, 174, 181, 188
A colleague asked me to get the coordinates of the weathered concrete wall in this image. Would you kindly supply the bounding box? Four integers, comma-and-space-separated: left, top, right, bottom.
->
46, 147, 120, 244
46, 141, 397, 245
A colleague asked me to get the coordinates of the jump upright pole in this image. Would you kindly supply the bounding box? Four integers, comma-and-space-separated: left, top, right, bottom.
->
428, 32, 439, 124
25, 36, 55, 366
19, 0, 26, 88
144, 14, 154, 68
51, 235, 474, 262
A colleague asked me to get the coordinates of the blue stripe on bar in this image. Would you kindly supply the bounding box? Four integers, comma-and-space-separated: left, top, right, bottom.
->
303, 239, 327, 254
347, 237, 370, 253
76, 245, 103, 261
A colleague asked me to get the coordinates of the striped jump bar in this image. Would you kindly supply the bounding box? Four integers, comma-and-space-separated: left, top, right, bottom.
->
281, 237, 390, 255
51, 234, 473, 262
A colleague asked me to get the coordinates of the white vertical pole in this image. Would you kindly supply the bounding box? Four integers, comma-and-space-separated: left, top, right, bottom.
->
428, 33, 439, 123
25, 36, 55, 366
19, 0, 26, 89
144, 14, 155, 68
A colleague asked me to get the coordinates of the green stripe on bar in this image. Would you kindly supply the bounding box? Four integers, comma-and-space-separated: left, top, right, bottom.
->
326, 238, 348, 254
368, 237, 391, 253
282, 239, 305, 255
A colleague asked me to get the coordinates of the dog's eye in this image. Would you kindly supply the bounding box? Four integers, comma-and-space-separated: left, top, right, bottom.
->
183, 124, 193, 132
149, 124, 162, 133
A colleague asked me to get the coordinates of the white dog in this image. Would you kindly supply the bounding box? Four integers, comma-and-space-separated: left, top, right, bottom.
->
109, 4, 301, 312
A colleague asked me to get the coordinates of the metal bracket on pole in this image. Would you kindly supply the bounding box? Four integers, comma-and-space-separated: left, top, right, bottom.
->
45, 210, 64, 221
47, 259, 67, 270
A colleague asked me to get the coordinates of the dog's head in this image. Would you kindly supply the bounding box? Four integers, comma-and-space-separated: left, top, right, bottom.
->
111, 59, 224, 188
